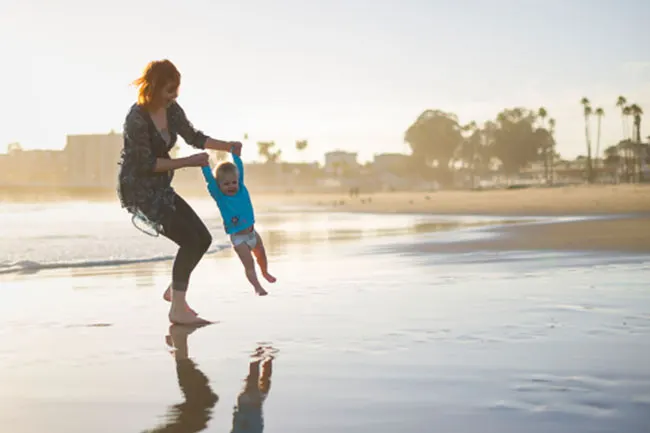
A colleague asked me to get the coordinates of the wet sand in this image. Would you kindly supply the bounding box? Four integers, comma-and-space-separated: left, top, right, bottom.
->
1, 209, 649, 432
403, 216, 650, 254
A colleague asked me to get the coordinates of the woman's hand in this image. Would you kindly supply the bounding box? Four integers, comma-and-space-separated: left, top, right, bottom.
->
185, 152, 210, 167
229, 141, 242, 156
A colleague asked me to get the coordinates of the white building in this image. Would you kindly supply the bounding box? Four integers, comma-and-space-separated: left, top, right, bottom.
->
324, 150, 358, 175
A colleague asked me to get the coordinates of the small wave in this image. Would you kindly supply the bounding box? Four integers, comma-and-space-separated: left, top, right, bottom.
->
0, 243, 230, 276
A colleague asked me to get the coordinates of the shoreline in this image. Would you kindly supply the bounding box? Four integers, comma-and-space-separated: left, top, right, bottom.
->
3, 214, 649, 281
3, 184, 650, 216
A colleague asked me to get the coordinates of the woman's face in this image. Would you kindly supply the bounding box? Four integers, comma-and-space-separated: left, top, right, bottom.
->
158, 81, 179, 107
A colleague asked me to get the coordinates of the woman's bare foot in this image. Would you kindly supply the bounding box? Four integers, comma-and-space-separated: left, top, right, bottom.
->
255, 287, 268, 296
261, 272, 276, 283
168, 307, 213, 325
163, 286, 198, 316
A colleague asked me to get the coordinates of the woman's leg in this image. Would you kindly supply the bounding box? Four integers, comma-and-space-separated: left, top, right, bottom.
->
161, 194, 213, 324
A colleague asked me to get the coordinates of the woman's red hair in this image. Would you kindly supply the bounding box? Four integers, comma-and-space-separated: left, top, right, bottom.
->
132, 59, 180, 108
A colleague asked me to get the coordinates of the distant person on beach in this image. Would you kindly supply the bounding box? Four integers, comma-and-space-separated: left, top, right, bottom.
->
201, 151, 276, 296
117, 59, 242, 325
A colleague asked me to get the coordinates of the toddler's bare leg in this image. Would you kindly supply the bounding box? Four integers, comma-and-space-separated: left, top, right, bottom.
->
252, 234, 276, 283
234, 243, 268, 296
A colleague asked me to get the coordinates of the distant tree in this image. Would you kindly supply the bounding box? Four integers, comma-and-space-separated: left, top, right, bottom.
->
580, 97, 594, 182
537, 107, 551, 182
594, 107, 604, 169
489, 108, 544, 175
257, 141, 281, 164
628, 103, 644, 181
616, 96, 628, 139
547, 118, 557, 183
603, 144, 620, 168
404, 109, 463, 184
295, 139, 308, 152
455, 121, 484, 188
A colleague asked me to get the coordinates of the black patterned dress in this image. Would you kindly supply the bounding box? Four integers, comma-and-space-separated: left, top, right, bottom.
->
117, 101, 209, 235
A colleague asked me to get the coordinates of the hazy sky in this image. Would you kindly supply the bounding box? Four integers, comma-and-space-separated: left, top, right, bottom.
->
1, 0, 649, 163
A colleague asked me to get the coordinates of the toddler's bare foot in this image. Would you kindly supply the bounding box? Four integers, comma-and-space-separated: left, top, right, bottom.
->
163, 286, 198, 316
262, 272, 276, 283
255, 287, 268, 296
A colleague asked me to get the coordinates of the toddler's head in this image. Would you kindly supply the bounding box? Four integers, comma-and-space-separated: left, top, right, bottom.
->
215, 162, 239, 195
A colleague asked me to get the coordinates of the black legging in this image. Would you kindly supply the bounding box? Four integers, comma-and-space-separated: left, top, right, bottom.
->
161, 194, 212, 292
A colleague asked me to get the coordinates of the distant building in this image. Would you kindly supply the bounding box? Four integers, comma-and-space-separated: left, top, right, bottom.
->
64, 132, 123, 188
324, 150, 358, 175
372, 153, 411, 172
0, 148, 67, 186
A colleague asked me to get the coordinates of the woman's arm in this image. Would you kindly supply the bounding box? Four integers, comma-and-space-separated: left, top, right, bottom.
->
169, 101, 209, 149
205, 137, 237, 152
169, 101, 242, 153
153, 157, 198, 172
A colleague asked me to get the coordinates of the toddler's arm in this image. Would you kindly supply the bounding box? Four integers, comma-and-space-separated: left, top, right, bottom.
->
232, 153, 245, 184
201, 165, 221, 202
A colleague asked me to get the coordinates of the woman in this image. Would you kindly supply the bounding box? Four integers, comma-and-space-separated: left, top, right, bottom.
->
118, 59, 241, 325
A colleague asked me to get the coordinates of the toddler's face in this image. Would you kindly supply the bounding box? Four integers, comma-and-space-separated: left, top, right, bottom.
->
218, 172, 239, 195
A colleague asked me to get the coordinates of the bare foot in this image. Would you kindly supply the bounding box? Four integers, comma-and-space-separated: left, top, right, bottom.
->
255, 287, 268, 296
163, 286, 198, 316
262, 272, 276, 283
168, 308, 213, 325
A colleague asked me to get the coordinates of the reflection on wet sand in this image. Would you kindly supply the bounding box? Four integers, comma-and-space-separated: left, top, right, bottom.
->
257, 218, 525, 256
231, 346, 276, 433
146, 325, 276, 433
145, 324, 219, 433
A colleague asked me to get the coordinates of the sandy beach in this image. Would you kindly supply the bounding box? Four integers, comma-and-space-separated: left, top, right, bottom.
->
254, 184, 650, 253
1, 193, 650, 432
264, 184, 650, 216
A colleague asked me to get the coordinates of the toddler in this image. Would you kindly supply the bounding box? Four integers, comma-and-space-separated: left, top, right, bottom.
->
201, 149, 275, 296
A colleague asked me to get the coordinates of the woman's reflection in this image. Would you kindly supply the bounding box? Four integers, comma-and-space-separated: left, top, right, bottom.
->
230, 346, 275, 433
145, 324, 218, 433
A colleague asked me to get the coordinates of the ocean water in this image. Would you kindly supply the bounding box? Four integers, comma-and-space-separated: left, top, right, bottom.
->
0, 198, 528, 275
1, 200, 649, 433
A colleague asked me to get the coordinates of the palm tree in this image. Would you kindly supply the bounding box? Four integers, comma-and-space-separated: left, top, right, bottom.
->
628, 104, 644, 141
295, 139, 308, 161
580, 97, 593, 182
548, 118, 556, 183
538, 107, 549, 181
594, 107, 604, 170
296, 140, 308, 150
538, 107, 547, 126
616, 96, 627, 139
628, 104, 644, 181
